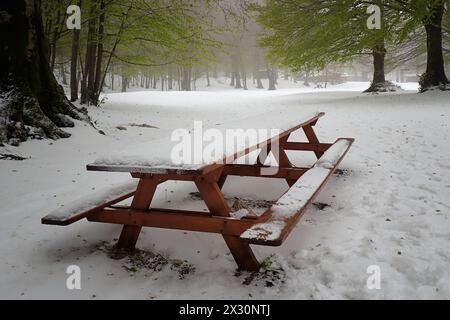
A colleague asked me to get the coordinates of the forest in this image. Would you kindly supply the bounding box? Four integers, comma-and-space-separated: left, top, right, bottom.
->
0, 0, 449, 145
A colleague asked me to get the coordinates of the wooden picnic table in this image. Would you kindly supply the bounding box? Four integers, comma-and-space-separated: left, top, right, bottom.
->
42, 111, 354, 271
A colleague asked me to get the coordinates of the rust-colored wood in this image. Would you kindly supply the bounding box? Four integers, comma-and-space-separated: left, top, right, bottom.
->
303, 125, 323, 158
284, 142, 332, 153
274, 135, 293, 168
116, 177, 160, 250
223, 164, 308, 180
41, 191, 135, 226
286, 179, 297, 187
88, 208, 260, 236
195, 178, 260, 271
243, 138, 355, 246
256, 145, 271, 166
217, 174, 228, 189
223, 236, 260, 271
195, 180, 230, 217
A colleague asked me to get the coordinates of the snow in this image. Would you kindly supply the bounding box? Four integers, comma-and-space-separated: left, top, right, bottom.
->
241, 167, 331, 242
1, 81, 450, 299
242, 137, 352, 242
315, 139, 351, 169
43, 180, 138, 222
91, 110, 322, 170
241, 220, 286, 243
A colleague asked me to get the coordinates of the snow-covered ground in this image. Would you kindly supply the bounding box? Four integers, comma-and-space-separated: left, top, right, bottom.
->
1, 81, 449, 299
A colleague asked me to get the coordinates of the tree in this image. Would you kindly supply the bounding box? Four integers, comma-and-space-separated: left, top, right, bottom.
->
360, 0, 449, 91
70, 0, 82, 102
255, 0, 405, 92
418, 0, 449, 90
0, 0, 88, 146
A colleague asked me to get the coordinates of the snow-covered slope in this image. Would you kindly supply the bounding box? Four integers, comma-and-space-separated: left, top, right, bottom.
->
1, 82, 449, 299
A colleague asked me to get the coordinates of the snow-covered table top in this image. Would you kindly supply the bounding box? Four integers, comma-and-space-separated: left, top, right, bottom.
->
88, 111, 324, 173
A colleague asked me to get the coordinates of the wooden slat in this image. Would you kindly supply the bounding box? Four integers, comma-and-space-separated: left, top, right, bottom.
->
284, 142, 332, 152
219, 113, 325, 168
303, 125, 323, 158
86, 164, 202, 175
41, 191, 136, 226
222, 164, 309, 180
87, 208, 259, 236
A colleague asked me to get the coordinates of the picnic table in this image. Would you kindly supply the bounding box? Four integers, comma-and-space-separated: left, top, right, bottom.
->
42, 111, 354, 271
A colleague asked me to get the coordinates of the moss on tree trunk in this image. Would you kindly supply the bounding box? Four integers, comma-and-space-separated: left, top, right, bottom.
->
0, 0, 88, 146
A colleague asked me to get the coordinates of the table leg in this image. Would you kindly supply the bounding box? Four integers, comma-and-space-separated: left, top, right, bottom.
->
217, 174, 228, 190
256, 144, 272, 166
223, 235, 260, 272
195, 179, 260, 271
116, 177, 159, 251
303, 125, 324, 159
272, 135, 297, 187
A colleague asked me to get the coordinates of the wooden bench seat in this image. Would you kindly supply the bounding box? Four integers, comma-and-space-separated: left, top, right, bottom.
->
41, 181, 138, 226
240, 138, 354, 246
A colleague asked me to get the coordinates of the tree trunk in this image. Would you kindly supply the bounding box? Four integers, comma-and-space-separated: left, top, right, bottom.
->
304, 70, 310, 86
49, 7, 61, 71
60, 62, 67, 85
256, 77, 264, 89
363, 44, 398, 93
235, 72, 242, 89
206, 68, 211, 87
70, 1, 81, 102
0, 0, 88, 145
111, 70, 114, 91
182, 67, 191, 91
121, 75, 127, 93
92, 0, 106, 105
243, 72, 248, 90
81, 1, 97, 104
268, 65, 277, 91
372, 45, 386, 84
168, 65, 173, 90
419, 2, 449, 92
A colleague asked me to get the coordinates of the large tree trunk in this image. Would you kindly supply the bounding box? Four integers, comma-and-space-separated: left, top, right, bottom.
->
372, 45, 386, 84
364, 44, 399, 93
419, 2, 449, 92
0, 0, 88, 146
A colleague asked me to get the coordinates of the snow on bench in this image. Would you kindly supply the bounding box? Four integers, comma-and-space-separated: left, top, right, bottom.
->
240, 138, 353, 246
42, 181, 138, 226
